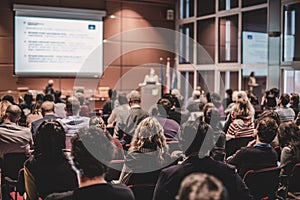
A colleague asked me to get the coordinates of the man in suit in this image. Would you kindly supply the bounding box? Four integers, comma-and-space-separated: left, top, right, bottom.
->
153, 119, 252, 200
31, 101, 60, 136
228, 117, 278, 177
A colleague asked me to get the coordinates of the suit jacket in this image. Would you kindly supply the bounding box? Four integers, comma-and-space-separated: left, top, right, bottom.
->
31, 114, 61, 136
228, 144, 278, 177
153, 156, 253, 200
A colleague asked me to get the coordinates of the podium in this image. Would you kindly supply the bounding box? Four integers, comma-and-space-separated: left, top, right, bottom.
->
140, 84, 161, 112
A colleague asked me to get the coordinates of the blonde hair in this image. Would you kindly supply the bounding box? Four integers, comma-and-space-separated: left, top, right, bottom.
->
232, 91, 252, 119
0, 100, 12, 122
129, 117, 168, 162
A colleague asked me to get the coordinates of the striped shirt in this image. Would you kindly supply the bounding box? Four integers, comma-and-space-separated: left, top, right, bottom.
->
227, 119, 255, 138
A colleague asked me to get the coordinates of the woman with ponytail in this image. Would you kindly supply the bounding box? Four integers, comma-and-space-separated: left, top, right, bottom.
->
225, 91, 255, 157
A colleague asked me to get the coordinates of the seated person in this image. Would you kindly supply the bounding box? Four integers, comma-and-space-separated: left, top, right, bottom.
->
118, 117, 171, 185
45, 126, 134, 200
24, 119, 78, 200
227, 117, 278, 177
153, 119, 252, 200
278, 122, 300, 175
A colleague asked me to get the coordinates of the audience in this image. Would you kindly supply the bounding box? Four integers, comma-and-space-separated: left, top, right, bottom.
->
290, 92, 300, 119
118, 90, 149, 147
153, 118, 252, 200
26, 101, 43, 129
228, 117, 278, 177
0, 100, 12, 124
107, 92, 130, 127
45, 126, 134, 200
176, 173, 228, 200
225, 91, 255, 157
276, 93, 295, 122
278, 122, 300, 175
0, 105, 33, 158
155, 98, 180, 142
54, 90, 66, 118
118, 117, 170, 185
24, 119, 78, 200
31, 101, 60, 137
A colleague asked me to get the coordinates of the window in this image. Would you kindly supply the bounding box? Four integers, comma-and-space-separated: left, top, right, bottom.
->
242, 0, 267, 8
219, 15, 238, 63
283, 3, 300, 62
197, 0, 215, 16
197, 18, 215, 64
179, 23, 194, 64
197, 70, 215, 93
219, 0, 238, 11
242, 8, 267, 64
179, 0, 194, 19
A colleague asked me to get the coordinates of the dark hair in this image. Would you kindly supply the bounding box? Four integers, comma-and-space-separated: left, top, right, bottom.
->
24, 93, 33, 107
250, 71, 255, 77
118, 93, 128, 105
34, 119, 66, 162
280, 93, 290, 106
71, 127, 114, 178
180, 119, 211, 156
290, 93, 300, 106
225, 89, 233, 97
54, 90, 62, 103
157, 98, 172, 115
43, 94, 54, 102
204, 107, 221, 129
270, 88, 279, 98
36, 93, 45, 102
278, 122, 300, 149
256, 117, 278, 143
257, 110, 280, 126
2, 95, 14, 104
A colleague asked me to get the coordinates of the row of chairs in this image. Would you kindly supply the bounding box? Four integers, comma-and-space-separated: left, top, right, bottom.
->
243, 163, 300, 200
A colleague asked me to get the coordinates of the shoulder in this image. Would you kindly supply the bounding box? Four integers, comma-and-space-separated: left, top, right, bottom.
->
111, 184, 135, 199
45, 191, 74, 200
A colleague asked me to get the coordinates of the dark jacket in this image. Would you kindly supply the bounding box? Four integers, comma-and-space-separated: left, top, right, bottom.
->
153, 156, 253, 200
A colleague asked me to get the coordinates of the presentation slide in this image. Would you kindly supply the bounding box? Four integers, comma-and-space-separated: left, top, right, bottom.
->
15, 16, 103, 77
242, 31, 268, 64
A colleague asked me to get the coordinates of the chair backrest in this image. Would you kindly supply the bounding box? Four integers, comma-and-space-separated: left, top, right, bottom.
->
288, 162, 300, 192
105, 160, 125, 182
128, 183, 156, 200
243, 166, 281, 199
2, 153, 28, 180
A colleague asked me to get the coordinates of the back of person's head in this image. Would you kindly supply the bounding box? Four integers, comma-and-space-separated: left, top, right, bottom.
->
24, 92, 33, 106
172, 89, 184, 108
128, 90, 141, 104
30, 101, 42, 115
192, 90, 201, 100
290, 93, 299, 106
89, 115, 106, 130
108, 89, 113, 99
71, 126, 114, 178
257, 110, 281, 126
66, 96, 81, 115
34, 119, 66, 161
278, 122, 300, 148
36, 93, 45, 102
176, 173, 228, 200
204, 107, 221, 129
74, 92, 85, 105
162, 93, 180, 109
0, 100, 12, 123
157, 98, 172, 116
280, 93, 290, 106
5, 105, 21, 123
43, 94, 54, 102
270, 88, 279, 98
233, 91, 251, 119
180, 119, 211, 157
225, 89, 233, 97
2, 95, 14, 104
54, 90, 62, 102
202, 103, 215, 116
256, 117, 278, 144
130, 117, 167, 154
118, 93, 128, 105
210, 93, 222, 107
41, 101, 55, 116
